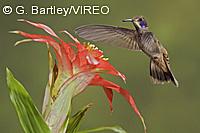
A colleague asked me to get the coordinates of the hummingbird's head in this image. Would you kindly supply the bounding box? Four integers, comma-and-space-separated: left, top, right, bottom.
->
123, 16, 148, 30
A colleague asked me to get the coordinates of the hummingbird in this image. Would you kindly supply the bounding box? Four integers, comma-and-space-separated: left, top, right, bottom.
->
75, 16, 179, 87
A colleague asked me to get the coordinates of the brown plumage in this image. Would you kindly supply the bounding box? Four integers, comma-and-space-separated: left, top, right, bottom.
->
75, 16, 179, 87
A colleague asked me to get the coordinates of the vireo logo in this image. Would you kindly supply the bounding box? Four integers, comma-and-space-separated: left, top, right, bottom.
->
31, 5, 110, 16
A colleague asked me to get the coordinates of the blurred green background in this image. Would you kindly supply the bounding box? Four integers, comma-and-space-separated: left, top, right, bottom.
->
0, 0, 200, 132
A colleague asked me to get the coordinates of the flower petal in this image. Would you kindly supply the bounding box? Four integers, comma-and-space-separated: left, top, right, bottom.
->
63, 43, 76, 62
90, 75, 146, 132
97, 60, 126, 82
86, 54, 99, 65
90, 48, 103, 58
17, 19, 59, 38
15, 20, 74, 74
11, 31, 61, 53
103, 87, 113, 112
61, 30, 80, 44
12, 30, 74, 75
11, 31, 64, 68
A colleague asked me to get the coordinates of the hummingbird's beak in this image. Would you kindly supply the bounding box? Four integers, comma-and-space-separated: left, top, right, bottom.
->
122, 18, 133, 22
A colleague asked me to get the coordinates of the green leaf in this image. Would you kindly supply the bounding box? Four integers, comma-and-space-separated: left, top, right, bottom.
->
67, 104, 92, 133
77, 126, 127, 133
6, 68, 51, 133
45, 72, 95, 133
42, 48, 57, 119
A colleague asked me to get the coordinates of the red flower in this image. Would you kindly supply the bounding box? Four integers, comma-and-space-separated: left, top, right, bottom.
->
11, 19, 146, 132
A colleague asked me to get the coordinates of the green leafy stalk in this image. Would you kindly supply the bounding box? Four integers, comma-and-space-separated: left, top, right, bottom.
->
42, 47, 57, 120
77, 126, 127, 133
6, 68, 51, 133
67, 104, 92, 133
45, 72, 95, 133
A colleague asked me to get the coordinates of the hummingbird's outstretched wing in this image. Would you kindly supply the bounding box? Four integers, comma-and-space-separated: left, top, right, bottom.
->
75, 25, 141, 51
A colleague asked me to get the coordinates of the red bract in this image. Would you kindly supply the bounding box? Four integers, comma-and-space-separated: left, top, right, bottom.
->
12, 19, 146, 132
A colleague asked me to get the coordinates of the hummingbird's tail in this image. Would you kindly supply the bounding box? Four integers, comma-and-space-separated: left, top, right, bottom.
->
150, 59, 179, 87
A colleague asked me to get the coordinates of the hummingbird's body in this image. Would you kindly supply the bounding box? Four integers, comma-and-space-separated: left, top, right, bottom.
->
75, 16, 179, 87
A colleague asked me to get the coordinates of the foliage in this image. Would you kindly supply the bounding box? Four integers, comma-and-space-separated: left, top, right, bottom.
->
6, 19, 146, 133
